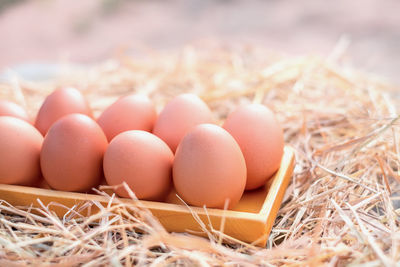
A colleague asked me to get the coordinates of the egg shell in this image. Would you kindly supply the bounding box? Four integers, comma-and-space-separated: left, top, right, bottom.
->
0, 116, 43, 186
32, 178, 52, 189
173, 124, 246, 209
0, 100, 30, 122
97, 94, 157, 142
223, 104, 284, 190
103, 130, 174, 200
40, 114, 108, 192
35, 87, 92, 135
153, 94, 214, 152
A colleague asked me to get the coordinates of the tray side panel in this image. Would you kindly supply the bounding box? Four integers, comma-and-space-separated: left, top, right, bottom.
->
0, 184, 267, 244
259, 146, 295, 240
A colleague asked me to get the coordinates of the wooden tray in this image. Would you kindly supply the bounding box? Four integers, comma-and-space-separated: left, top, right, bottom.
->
0, 146, 295, 246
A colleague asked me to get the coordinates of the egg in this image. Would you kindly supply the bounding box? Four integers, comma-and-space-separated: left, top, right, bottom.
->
223, 104, 284, 190
0, 116, 43, 185
35, 87, 92, 135
103, 130, 174, 200
97, 94, 157, 142
32, 177, 51, 189
0, 100, 30, 122
40, 114, 107, 192
153, 94, 214, 152
173, 124, 246, 209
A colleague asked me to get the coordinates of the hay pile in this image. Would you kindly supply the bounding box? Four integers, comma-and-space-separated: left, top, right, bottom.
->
0, 46, 399, 266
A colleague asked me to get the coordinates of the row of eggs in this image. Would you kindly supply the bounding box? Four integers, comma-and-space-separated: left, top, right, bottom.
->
0, 88, 284, 209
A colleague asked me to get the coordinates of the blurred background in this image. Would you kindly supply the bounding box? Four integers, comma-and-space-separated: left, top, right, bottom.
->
0, 0, 399, 83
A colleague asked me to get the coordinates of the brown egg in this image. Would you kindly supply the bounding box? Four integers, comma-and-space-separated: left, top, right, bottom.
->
104, 130, 174, 200
40, 114, 107, 192
153, 94, 214, 152
35, 87, 92, 135
223, 104, 284, 190
173, 124, 246, 209
0, 116, 43, 186
32, 178, 52, 189
97, 94, 157, 142
0, 100, 30, 122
